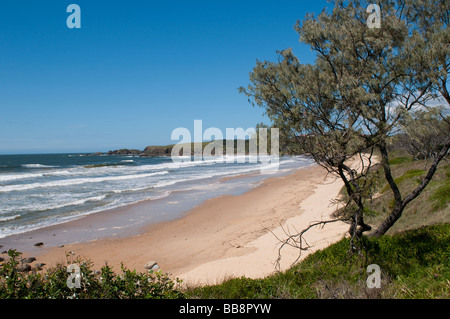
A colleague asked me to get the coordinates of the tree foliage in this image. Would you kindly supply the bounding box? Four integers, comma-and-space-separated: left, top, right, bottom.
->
240, 0, 449, 239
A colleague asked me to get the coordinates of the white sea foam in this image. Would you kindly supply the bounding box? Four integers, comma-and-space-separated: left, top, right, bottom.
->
151, 165, 264, 188
0, 172, 44, 182
0, 195, 108, 214
22, 164, 57, 168
39, 195, 107, 211
0, 171, 170, 192
0, 214, 21, 222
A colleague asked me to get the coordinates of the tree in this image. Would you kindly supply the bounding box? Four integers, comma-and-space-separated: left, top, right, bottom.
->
239, 0, 449, 241
371, 0, 450, 236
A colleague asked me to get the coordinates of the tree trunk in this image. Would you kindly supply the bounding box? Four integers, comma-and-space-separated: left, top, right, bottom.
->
337, 162, 371, 238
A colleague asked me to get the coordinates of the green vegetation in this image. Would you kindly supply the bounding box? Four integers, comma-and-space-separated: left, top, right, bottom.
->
0, 250, 184, 299
380, 169, 425, 194
186, 224, 449, 299
389, 157, 412, 166
430, 182, 450, 212
365, 155, 449, 234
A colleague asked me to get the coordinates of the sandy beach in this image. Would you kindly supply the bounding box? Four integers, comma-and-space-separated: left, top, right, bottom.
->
26, 163, 349, 286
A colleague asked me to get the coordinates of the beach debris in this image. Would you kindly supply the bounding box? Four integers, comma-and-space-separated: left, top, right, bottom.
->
21, 257, 36, 263
144, 261, 160, 272
0, 257, 4, 262
34, 242, 44, 247
17, 264, 31, 272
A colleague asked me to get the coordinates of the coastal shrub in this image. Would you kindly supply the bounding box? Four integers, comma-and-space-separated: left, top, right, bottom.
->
0, 250, 184, 299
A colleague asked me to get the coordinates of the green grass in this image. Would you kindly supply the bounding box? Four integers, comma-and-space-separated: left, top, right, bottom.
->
429, 168, 450, 212
367, 156, 449, 234
389, 156, 412, 165
380, 169, 425, 194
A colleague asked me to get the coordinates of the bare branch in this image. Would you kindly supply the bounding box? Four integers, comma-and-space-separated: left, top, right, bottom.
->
273, 218, 349, 271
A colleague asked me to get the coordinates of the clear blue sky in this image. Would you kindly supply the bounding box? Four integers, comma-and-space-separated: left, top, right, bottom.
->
0, 0, 329, 154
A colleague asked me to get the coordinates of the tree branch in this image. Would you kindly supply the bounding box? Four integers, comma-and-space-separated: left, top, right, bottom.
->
273, 218, 348, 271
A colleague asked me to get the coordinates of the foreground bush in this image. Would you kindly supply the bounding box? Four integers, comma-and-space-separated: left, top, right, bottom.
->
0, 250, 184, 299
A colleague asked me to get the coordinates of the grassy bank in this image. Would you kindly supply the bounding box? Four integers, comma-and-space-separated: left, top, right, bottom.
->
366, 152, 449, 234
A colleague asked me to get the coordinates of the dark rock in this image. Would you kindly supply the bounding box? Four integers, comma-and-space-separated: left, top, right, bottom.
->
33, 263, 46, 270
34, 242, 44, 247
17, 264, 31, 272
0, 257, 4, 262
21, 257, 36, 263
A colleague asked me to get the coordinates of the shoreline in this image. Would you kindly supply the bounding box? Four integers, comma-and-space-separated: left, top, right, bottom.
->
0, 168, 294, 254
20, 163, 348, 285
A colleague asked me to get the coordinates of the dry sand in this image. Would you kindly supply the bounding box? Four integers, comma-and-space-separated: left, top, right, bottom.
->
34, 164, 349, 286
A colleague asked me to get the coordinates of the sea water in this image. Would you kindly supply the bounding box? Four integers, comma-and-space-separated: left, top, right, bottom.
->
0, 153, 314, 240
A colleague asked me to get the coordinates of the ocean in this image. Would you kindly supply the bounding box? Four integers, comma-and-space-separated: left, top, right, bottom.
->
0, 153, 314, 241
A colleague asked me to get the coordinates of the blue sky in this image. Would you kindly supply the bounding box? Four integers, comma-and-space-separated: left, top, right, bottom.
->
0, 0, 329, 154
